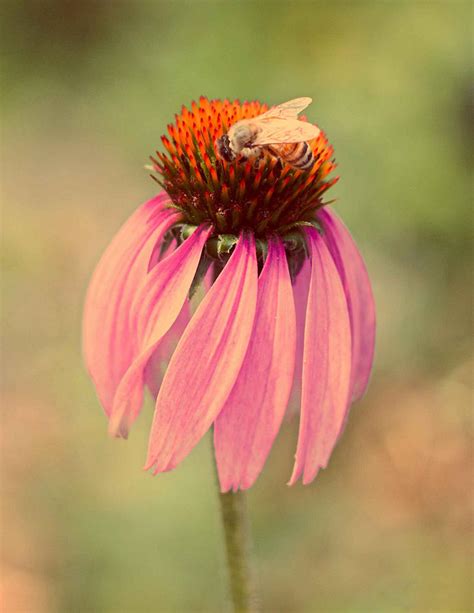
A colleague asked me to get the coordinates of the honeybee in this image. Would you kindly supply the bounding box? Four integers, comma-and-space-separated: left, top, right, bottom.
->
215, 97, 320, 171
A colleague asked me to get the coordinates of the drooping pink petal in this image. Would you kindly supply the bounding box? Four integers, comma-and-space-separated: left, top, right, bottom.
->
143, 300, 191, 399
82, 193, 179, 415
145, 233, 258, 474
287, 259, 311, 420
289, 228, 352, 485
108, 225, 211, 438
319, 208, 376, 402
143, 262, 213, 402
214, 238, 296, 492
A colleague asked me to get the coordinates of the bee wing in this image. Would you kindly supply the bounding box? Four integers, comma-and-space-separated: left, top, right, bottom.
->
258, 97, 313, 120
252, 118, 320, 145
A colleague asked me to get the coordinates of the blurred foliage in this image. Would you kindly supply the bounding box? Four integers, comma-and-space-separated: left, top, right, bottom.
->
1, 1, 472, 612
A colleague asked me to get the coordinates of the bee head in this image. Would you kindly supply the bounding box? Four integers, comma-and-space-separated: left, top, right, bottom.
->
215, 134, 236, 162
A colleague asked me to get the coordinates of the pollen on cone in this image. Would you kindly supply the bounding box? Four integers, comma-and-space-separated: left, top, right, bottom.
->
153, 97, 337, 238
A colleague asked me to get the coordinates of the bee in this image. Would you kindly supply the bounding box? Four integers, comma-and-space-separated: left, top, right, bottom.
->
215, 97, 320, 171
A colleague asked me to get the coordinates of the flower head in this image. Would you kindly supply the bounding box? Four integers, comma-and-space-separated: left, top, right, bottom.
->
152, 97, 336, 238
83, 97, 375, 491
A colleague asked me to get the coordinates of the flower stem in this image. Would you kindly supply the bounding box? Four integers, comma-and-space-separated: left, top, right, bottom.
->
211, 437, 258, 612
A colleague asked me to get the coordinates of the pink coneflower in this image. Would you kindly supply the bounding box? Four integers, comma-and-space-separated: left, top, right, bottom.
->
83, 97, 375, 491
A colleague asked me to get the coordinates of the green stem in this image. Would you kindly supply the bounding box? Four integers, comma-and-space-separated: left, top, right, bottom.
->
212, 436, 258, 612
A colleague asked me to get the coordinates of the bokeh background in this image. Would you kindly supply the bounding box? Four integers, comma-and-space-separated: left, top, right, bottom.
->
1, 1, 472, 611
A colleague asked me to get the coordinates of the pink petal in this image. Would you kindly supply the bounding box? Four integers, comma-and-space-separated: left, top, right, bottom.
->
319, 209, 376, 401
82, 193, 179, 415
143, 300, 191, 399
145, 233, 258, 474
108, 225, 212, 438
289, 228, 352, 485
214, 239, 296, 492
287, 259, 311, 420
143, 264, 213, 402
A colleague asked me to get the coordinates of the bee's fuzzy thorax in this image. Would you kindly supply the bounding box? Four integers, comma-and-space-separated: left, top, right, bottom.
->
150, 96, 338, 239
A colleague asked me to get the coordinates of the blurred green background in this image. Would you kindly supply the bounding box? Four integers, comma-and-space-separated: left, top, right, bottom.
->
1, 1, 472, 611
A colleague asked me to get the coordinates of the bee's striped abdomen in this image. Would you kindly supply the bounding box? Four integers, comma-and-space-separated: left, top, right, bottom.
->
268, 142, 315, 171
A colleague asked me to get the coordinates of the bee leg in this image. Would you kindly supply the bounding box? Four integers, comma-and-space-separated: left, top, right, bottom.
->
239, 146, 256, 159
240, 146, 264, 169
254, 151, 266, 169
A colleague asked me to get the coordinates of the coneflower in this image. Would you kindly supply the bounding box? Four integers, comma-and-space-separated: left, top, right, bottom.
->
83, 96, 375, 610
83, 96, 375, 489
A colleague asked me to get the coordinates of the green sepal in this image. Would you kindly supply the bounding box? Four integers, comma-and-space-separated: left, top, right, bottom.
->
217, 234, 239, 256
180, 223, 198, 240
205, 234, 239, 260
